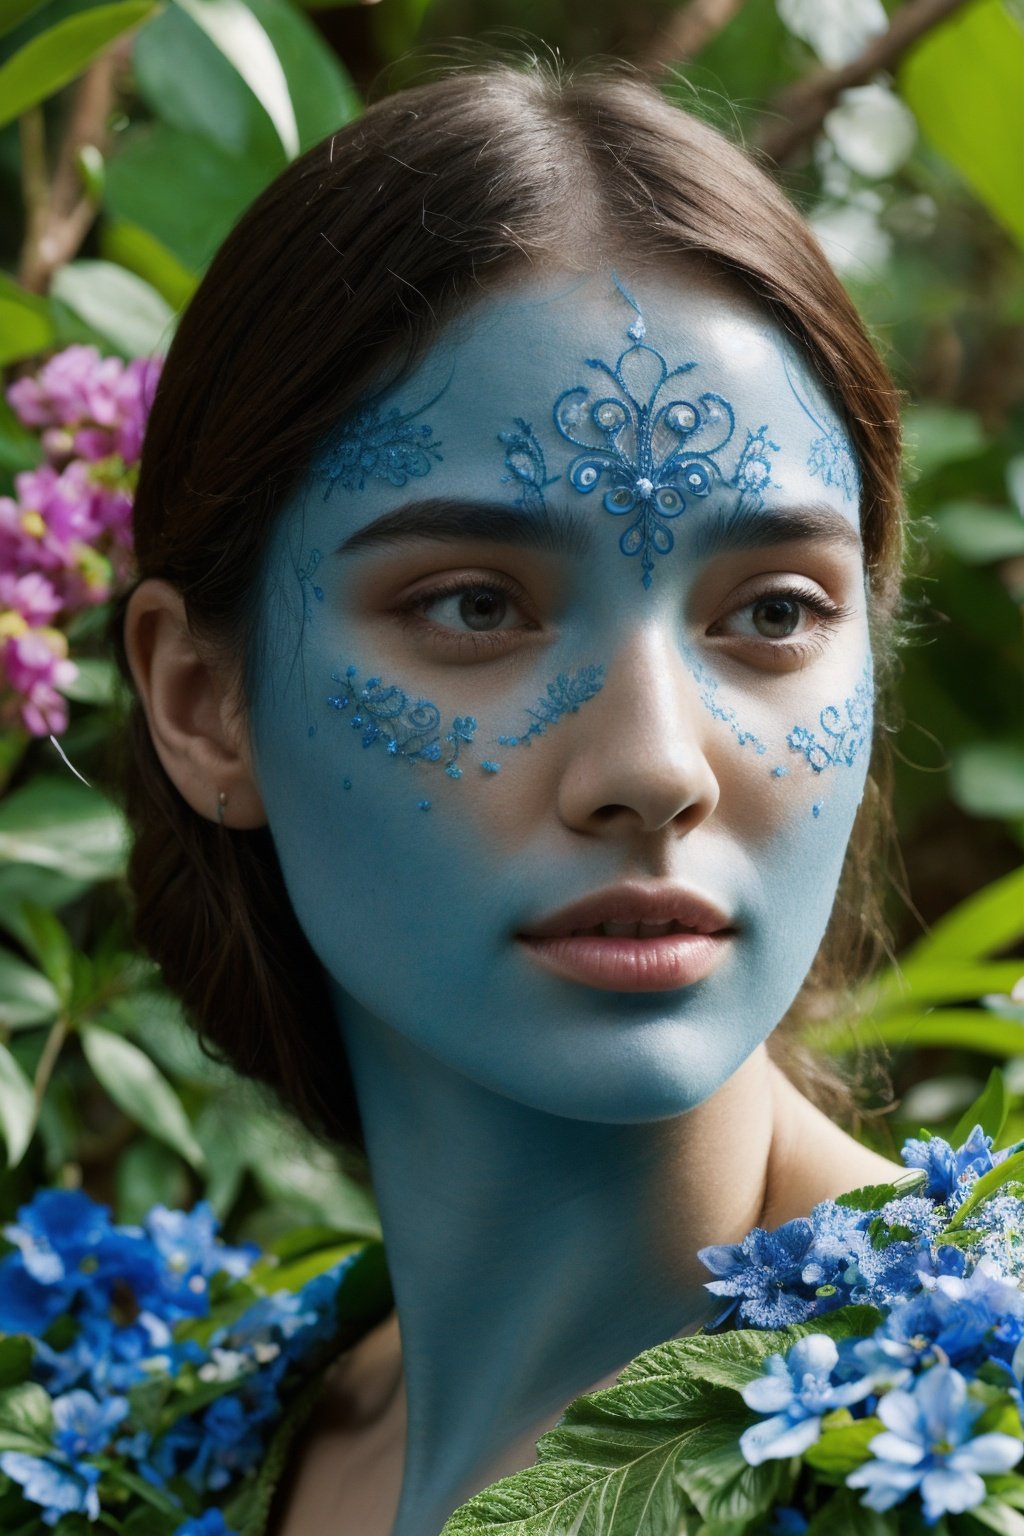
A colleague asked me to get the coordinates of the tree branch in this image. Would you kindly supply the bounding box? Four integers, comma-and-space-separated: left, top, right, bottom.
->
757, 0, 977, 166
16, 45, 123, 294
643, 0, 750, 73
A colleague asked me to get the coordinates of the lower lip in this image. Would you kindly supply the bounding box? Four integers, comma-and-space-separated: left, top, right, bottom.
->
517, 931, 734, 992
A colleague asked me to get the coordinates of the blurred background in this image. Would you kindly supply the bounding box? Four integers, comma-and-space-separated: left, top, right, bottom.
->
0, 0, 1022, 1244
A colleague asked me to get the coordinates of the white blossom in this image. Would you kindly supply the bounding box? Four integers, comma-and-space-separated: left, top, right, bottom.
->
824, 85, 918, 179
777, 0, 888, 67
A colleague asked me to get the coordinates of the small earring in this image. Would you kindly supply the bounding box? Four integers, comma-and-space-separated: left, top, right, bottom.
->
216, 790, 228, 826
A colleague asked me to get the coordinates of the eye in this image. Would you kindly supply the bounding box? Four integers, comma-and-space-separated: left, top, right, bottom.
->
394, 573, 538, 654
712, 582, 853, 655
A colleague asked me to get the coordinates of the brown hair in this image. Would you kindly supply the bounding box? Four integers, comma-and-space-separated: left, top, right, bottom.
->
110, 57, 905, 1150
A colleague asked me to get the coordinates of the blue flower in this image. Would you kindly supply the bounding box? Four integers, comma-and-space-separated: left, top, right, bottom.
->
0, 1449, 101, 1526
846, 1365, 1023, 1523
700, 1219, 824, 1329
739, 1333, 874, 1465
2, 1189, 111, 1287
53, 1387, 129, 1459
174, 1512, 236, 1536
901, 1126, 996, 1205
143, 1202, 257, 1316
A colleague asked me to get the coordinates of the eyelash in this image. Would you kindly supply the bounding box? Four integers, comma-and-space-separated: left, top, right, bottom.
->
395, 576, 853, 659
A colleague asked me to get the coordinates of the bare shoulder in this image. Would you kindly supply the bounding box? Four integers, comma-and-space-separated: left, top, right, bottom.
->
758, 1066, 901, 1230
269, 1311, 405, 1536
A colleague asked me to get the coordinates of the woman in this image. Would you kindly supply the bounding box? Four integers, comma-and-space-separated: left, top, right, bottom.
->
114, 59, 907, 1535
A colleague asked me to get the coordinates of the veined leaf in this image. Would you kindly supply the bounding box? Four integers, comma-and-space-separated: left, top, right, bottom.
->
0, 777, 128, 881
81, 1024, 206, 1171
170, 0, 298, 159
0, 1041, 36, 1168
51, 260, 174, 357
0, 1382, 53, 1451
0, 1, 158, 130
0, 948, 59, 1030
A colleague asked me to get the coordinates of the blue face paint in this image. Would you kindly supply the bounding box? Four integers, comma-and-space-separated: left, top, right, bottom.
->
326, 663, 477, 779
786, 667, 873, 774
317, 393, 445, 498
249, 268, 872, 1130
781, 353, 860, 505
496, 665, 605, 748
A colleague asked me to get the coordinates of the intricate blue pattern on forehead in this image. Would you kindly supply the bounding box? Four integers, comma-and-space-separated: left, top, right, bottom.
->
786, 666, 873, 773
552, 279, 779, 588
499, 419, 559, 512
496, 665, 605, 747
781, 354, 860, 505
327, 664, 476, 779
317, 393, 444, 499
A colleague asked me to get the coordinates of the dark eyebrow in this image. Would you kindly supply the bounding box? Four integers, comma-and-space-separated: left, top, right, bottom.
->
686, 502, 863, 561
335, 497, 594, 560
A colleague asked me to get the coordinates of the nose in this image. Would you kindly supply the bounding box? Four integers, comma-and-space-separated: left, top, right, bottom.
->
556, 632, 721, 838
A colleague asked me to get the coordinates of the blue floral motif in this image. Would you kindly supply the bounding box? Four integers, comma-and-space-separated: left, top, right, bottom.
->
498, 418, 559, 512
739, 1333, 874, 1465
688, 657, 767, 755
552, 280, 780, 587
787, 667, 873, 773
318, 398, 443, 498
782, 353, 860, 504
496, 665, 605, 747
327, 663, 476, 779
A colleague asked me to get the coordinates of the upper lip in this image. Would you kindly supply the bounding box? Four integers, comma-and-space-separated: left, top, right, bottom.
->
518, 882, 735, 940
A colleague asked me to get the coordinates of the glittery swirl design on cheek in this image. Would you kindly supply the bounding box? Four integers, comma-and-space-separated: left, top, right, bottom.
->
786, 667, 873, 773
781, 353, 860, 505
498, 419, 560, 512
551, 277, 780, 589
496, 665, 605, 747
327, 664, 477, 779
315, 388, 446, 500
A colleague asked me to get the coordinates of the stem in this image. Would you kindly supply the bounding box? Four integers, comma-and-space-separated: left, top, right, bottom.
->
644, 0, 750, 71
757, 0, 978, 166
943, 1145, 1024, 1231
33, 1015, 68, 1111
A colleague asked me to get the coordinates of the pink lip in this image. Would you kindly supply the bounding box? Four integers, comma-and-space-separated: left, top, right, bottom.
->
518, 930, 733, 992
516, 880, 736, 993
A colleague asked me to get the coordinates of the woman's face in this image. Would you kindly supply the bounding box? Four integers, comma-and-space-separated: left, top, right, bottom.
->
249, 269, 872, 1121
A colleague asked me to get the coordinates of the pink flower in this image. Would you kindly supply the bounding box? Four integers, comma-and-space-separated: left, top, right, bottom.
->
0, 571, 62, 625
7, 347, 161, 468
0, 623, 77, 737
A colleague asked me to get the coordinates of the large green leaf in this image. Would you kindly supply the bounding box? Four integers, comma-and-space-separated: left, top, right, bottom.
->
104, 122, 273, 268
0, 1382, 54, 1454
0, 295, 54, 366
952, 1065, 1009, 1149
171, 0, 297, 159
901, 0, 1024, 251
0, 777, 128, 881
99, 218, 198, 310
0, 1, 158, 130
80, 1023, 206, 1171
951, 743, 1024, 819
903, 866, 1024, 967
0, 0, 56, 40
0, 1039, 36, 1168
934, 501, 1024, 564
0, 948, 59, 1030
51, 259, 174, 356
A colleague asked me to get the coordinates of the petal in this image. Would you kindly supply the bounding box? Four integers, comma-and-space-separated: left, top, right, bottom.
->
846, 1461, 922, 1511
920, 1467, 986, 1520
948, 1432, 1024, 1475
740, 1412, 821, 1466
787, 1334, 839, 1380
742, 1372, 795, 1414
877, 1388, 923, 1443
868, 1431, 926, 1467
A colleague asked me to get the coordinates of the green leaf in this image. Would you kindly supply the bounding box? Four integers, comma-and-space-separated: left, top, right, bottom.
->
0, 2, 158, 130
821, 1009, 1024, 1059
0, 1040, 37, 1168
900, 0, 1024, 251
104, 122, 274, 269
17, 903, 74, 1002
0, 296, 54, 366
673, 1414, 792, 1521
835, 1172, 927, 1210
56, 656, 121, 706
947, 1145, 1024, 1230
867, 961, 1024, 1012
806, 1485, 894, 1536
804, 1414, 882, 1475
0, 948, 59, 1030
0, 0, 56, 40
0, 1338, 33, 1389
50, 260, 173, 357
964, 1500, 1024, 1536
171, 0, 298, 159
99, 219, 198, 310
258, 1240, 363, 1294
0, 777, 128, 881
902, 404, 987, 480
951, 743, 1024, 819
0, 1382, 53, 1452
116, 1135, 190, 1224
80, 1023, 206, 1171
0, 866, 91, 947
903, 867, 1024, 967
952, 1066, 1010, 1149
934, 501, 1024, 564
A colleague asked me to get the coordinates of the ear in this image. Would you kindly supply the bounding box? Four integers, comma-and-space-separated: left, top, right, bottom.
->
123, 579, 267, 830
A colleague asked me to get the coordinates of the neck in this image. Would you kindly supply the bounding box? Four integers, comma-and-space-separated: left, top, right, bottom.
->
335, 990, 788, 1534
